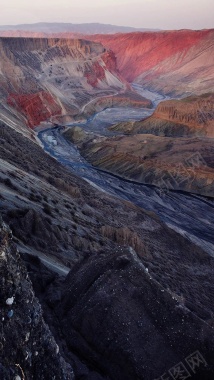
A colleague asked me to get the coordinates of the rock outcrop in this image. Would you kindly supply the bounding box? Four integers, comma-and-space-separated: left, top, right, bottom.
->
0, 216, 74, 379
55, 247, 214, 380
3, 216, 214, 380
7, 92, 62, 129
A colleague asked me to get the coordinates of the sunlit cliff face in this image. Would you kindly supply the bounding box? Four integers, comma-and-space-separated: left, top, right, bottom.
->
88, 29, 214, 95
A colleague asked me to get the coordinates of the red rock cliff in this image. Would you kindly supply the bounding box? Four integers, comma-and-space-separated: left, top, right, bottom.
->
87, 29, 214, 95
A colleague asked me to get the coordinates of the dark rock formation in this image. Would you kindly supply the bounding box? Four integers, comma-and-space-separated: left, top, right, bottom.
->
1, 210, 214, 379
0, 216, 74, 379
55, 247, 214, 380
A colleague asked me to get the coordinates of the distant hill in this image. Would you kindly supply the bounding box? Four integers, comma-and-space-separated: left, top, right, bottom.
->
0, 22, 158, 34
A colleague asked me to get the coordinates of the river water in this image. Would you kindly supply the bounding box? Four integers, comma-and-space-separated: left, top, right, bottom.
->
38, 85, 214, 256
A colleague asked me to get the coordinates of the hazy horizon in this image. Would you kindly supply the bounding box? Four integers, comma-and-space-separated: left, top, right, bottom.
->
1, 0, 213, 30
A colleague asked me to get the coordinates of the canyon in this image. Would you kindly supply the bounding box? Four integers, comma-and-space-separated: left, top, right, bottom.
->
3, 117, 214, 379
79, 93, 214, 197
0, 37, 137, 130
0, 27, 214, 379
1, 28, 213, 97
87, 29, 214, 96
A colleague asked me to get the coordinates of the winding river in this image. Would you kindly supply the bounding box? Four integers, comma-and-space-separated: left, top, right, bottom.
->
38, 85, 214, 257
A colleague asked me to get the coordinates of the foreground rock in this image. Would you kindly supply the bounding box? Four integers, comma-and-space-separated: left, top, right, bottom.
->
55, 247, 214, 380
3, 215, 214, 379
0, 216, 74, 379
24, 226, 214, 379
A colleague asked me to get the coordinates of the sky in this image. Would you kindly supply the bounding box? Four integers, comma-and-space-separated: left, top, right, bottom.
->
1, 0, 213, 30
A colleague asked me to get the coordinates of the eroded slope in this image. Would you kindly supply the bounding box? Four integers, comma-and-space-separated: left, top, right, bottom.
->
0, 37, 127, 129
74, 131, 214, 197
0, 217, 74, 379
88, 29, 214, 96
110, 93, 214, 137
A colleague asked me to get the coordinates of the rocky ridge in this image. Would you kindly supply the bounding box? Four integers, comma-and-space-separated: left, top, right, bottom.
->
0, 216, 74, 379
56, 246, 214, 380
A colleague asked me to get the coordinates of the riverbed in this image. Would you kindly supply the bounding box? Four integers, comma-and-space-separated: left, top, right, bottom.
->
38, 86, 214, 256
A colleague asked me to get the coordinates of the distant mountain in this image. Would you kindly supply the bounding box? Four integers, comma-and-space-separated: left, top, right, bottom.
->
0, 22, 158, 34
